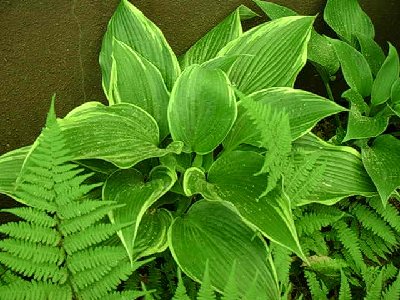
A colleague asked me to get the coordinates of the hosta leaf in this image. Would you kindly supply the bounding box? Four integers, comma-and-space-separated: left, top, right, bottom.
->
183, 151, 306, 261
134, 209, 173, 259
324, 0, 374, 46
168, 65, 236, 154
293, 133, 377, 205
371, 43, 400, 106
223, 88, 345, 152
0, 146, 30, 199
362, 135, 400, 207
357, 34, 385, 77
60, 102, 183, 169
343, 90, 391, 142
180, 8, 242, 68
169, 200, 279, 299
254, 0, 339, 75
109, 39, 170, 139
218, 16, 314, 94
392, 78, 400, 103
330, 38, 373, 97
102, 166, 176, 262
100, 0, 180, 91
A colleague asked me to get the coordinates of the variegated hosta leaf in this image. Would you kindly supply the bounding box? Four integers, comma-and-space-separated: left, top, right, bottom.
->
324, 0, 374, 46
168, 64, 236, 154
330, 38, 373, 98
99, 0, 180, 92
292, 134, 377, 205
343, 90, 391, 142
109, 39, 170, 140
218, 16, 314, 94
371, 43, 400, 106
103, 166, 176, 262
169, 200, 280, 299
254, 0, 339, 76
362, 135, 400, 207
0, 146, 30, 200
133, 209, 173, 259
183, 151, 307, 262
60, 102, 183, 169
180, 7, 242, 68
223, 88, 346, 152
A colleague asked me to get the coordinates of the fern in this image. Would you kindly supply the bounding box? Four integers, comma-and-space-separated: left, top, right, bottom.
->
0, 99, 144, 299
221, 261, 239, 300
383, 271, 400, 300
339, 270, 352, 300
367, 197, 400, 234
364, 268, 383, 300
240, 96, 292, 195
173, 269, 191, 300
304, 270, 328, 300
197, 262, 216, 300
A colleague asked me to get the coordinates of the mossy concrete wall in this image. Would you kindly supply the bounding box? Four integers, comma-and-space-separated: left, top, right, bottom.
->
0, 0, 399, 154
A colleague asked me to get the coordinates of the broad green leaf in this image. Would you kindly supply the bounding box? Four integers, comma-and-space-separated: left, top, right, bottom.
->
293, 133, 377, 205
331, 38, 373, 97
343, 90, 391, 142
180, 8, 242, 68
183, 151, 306, 261
324, 0, 374, 46
0, 146, 30, 200
134, 209, 173, 259
371, 43, 400, 106
218, 16, 314, 94
60, 102, 183, 169
110, 39, 170, 139
254, 0, 339, 76
103, 166, 176, 262
169, 200, 280, 299
357, 34, 385, 77
201, 55, 245, 73
223, 88, 346, 152
168, 65, 236, 154
362, 135, 400, 207
99, 0, 180, 92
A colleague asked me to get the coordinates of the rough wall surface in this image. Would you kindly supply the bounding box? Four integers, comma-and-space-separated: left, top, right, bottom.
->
0, 0, 399, 154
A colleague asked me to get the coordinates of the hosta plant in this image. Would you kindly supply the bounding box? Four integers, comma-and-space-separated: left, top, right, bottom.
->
0, 0, 396, 299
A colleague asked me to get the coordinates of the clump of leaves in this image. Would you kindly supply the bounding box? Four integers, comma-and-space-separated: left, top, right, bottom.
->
0, 0, 398, 299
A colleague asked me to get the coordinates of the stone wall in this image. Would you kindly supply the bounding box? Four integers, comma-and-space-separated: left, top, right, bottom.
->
0, 0, 399, 153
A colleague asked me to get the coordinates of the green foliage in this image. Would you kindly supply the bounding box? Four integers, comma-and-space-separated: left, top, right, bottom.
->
1, 0, 400, 299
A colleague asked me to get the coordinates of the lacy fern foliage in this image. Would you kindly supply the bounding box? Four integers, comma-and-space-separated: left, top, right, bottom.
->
0, 100, 145, 300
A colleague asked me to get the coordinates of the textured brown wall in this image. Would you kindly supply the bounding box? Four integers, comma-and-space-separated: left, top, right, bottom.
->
1, 0, 400, 155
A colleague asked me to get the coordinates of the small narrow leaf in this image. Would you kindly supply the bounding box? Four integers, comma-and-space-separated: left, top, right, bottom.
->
331, 38, 373, 97
168, 64, 236, 154
324, 0, 374, 46
371, 43, 400, 106
362, 135, 400, 207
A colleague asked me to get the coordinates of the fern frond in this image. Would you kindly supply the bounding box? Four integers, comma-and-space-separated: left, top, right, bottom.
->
360, 230, 391, 260
368, 197, 400, 234
0, 222, 61, 245
0, 239, 64, 265
197, 262, 216, 300
351, 204, 397, 245
63, 222, 131, 254
296, 210, 342, 236
304, 270, 328, 300
1, 207, 56, 227
271, 242, 292, 286
300, 233, 329, 256
241, 97, 292, 195
221, 261, 239, 300
0, 281, 72, 300
0, 252, 68, 283
102, 290, 150, 300
173, 269, 191, 300
364, 268, 383, 300
333, 220, 365, 272
58, 200, 118, 219
339, 269, 351, 300
59, 203, 124, 235
383, 271, 400, 300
